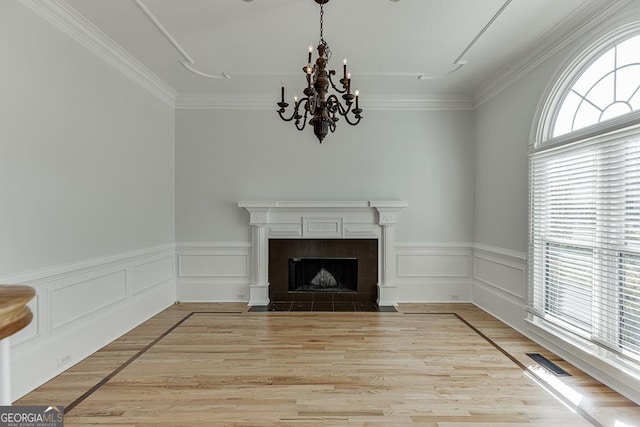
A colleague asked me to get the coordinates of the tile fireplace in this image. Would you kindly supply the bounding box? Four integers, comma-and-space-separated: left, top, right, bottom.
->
269, 238, 377, 303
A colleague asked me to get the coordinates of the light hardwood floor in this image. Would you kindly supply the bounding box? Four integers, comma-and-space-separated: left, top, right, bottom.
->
16, 303, 640, 426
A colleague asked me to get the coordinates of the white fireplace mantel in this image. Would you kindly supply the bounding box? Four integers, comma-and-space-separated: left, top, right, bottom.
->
237, 200, 409, 307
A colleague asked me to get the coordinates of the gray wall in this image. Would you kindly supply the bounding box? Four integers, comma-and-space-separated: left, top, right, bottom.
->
473, 2, 640, 254
175, 108, 475, 244
473, 50, 573, 253
0, 1, 175, 276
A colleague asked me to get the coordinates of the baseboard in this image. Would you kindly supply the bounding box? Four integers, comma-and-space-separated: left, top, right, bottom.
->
5, 245, 177, 400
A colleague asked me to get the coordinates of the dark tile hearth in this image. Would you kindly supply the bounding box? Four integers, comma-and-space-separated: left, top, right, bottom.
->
248, 302, 397, 312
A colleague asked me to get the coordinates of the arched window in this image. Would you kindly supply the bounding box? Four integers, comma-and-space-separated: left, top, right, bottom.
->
530, 25, 640, 378
552, 34, 640, 137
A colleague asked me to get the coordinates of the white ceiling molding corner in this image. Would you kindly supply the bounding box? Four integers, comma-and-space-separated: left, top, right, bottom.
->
180, 62, 231, 80
133, 0, 230, 81
416, 0, 513, 81
20, 0, 177, 106
472, 0, 632, 108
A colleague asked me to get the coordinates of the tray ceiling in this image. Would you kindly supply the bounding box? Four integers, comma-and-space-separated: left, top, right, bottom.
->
59, 0, 611, 102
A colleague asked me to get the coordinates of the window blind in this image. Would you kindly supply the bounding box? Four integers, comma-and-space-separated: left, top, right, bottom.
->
530, 129, 640, 366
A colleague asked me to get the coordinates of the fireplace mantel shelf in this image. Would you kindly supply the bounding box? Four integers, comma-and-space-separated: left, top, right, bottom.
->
238, 201, 409, 209
238, 200, 409, 307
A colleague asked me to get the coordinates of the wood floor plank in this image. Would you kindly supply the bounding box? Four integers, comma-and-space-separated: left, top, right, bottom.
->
15, 304, 640, 426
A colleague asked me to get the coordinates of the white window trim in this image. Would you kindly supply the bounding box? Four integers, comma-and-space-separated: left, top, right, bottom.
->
528, 13, 640, 405
532, 19, 640, 148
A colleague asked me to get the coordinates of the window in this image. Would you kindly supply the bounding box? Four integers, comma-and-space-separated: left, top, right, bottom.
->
553, 34, 640, 137
530, 29, 640, 373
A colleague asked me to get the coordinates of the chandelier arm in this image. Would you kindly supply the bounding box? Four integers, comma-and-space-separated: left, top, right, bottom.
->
325, 97, 339, 116
327, 70, 347, 94
339, 101, 351, 116
327, 94, 352, 117
326, 94, 341, 109
343, 113, 362, 126
277, 108, 298, 122
277, 97, 311, 123
305, 95, 315, 113
295, 102, 311, 131
295, 98, 309, 130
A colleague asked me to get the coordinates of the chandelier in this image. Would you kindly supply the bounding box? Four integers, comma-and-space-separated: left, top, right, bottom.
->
277, 0, 362, 143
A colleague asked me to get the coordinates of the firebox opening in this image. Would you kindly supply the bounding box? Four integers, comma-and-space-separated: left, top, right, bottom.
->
289, 258, 358, 293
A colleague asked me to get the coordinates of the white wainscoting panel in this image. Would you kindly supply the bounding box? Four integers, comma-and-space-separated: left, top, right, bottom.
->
176, 241, 474, 303
398, 253, 470, 278
176, 243, 251, 302
179, 254, 248, 277
474, 253, 525, 299
49, 270, 127, 330
471, 243, 527, 331
395, 243, 473, 302
3, 244, 176, 400
131, 255, 174, 295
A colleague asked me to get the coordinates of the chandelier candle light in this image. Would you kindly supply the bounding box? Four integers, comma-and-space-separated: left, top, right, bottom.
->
277, 0, 362, 143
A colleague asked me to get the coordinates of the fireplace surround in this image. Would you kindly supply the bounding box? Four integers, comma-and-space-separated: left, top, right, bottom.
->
238, 201, 409, 307
269, 238, 377, 303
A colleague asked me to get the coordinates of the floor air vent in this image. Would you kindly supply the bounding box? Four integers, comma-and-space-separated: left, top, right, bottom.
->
526, 353, 571, 376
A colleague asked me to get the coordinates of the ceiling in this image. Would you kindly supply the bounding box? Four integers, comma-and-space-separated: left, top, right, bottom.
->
60, 0, 610, 103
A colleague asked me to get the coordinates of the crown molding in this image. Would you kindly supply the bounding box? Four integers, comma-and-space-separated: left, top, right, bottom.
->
20, 0, 177, 107
175, 93, 474, 111
23, 0, 625, 113
365, 94, 474, 111
175, 94, 276, 110
473, 0, 632, 108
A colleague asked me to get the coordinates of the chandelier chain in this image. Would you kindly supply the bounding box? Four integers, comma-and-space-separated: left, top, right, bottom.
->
319, 3, 324, 41
318, 3, 331, 61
